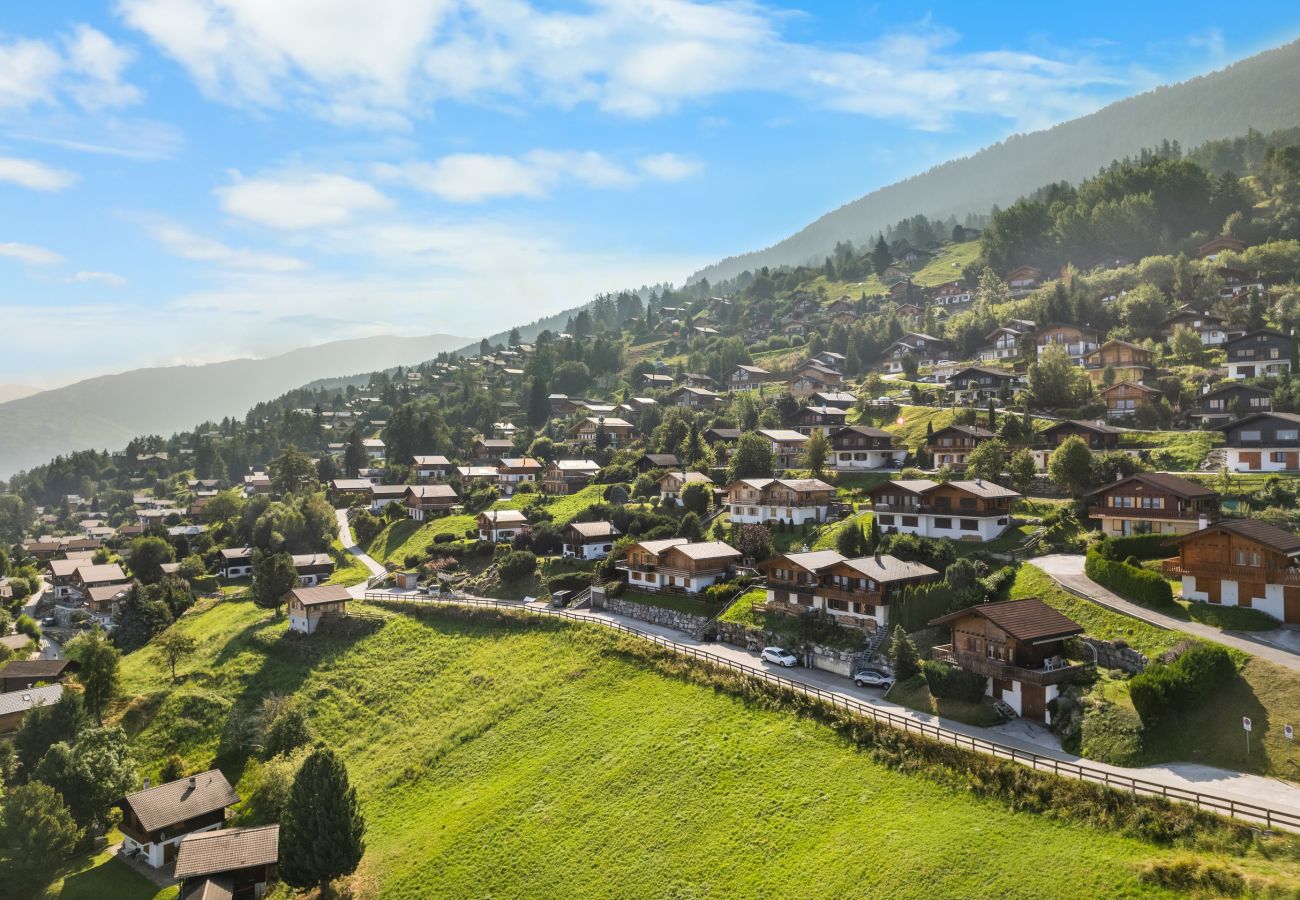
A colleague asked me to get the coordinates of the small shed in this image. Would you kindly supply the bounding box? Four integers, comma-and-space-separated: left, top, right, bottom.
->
285, 585, 352, 635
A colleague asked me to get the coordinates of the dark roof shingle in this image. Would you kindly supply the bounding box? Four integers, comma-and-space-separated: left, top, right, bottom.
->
931, 598, 1083, 642
173, 824, 279, 880
122, 770, 239, 833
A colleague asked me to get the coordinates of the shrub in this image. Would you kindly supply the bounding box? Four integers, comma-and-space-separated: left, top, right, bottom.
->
921, 659, 987, 702
351, 510, 383, 546
1095, 534, 1173, 561
15, 615, 41, 641
431, 533, 455, 545
498, 550, 538, 585
603, 580, 625, 598
1129, 642, 1235, 723
1084, 547, 1174, 610
403, 552, 423, 570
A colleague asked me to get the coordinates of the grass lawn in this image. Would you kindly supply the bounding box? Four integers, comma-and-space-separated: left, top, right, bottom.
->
508, 483, 614, 527
952, 524, 1037, 557
106, 596, 1300, 898
365, 514, 476, 565
1118, 430, 1220, 471
327, 539, 372, 586
812, 511, 871, 550
620, 588, 718, 618
887, 674, 1005, 727
35, 831, 176, 900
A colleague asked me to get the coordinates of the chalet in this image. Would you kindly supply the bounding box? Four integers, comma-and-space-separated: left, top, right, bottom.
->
329, 479, 372, 502
868, 479, 1019, 541
640, 373, 675, 389
174, 824, 279, 900
472, 437, 514, 459
119, 770, 239, 868
1086, 473, 1219, 537
811, 390, 857, 409
981, 322, 1031, 362
926, 424, 995, 470
621, 539, 741, 594
946, 366, 1019, 403
1100, 381, 1161, 418
894, 302, 922, 319
542, 459, 601, 495
757, 429, 808, 469
569, 416, 635, 446
668, 385, 723, 410
829, 426, 906, 470
478, 509, 528, 542
411, 455, 451, 481
1006, 265, 1044, 291
1159, 308, 1228, 346
792, 405, 849, 436
1196, 235, 1245, 260
930, 280, 972, 308
1083, 340, 1154, 387
1164, 519, 1300, 623
362, 438, 385, 461
1225, 329, 1293, 380
562, 521, 621, 561
1218, 266, 1267, 300
703, 427, 741, 445
48, 559, 83, 599
759, 550, 938, 632
789, 361, 846, 397
496, 457, 542, 496
931, 599, 1088, 723
286, 584, 351, 634
724, 477, 834, 525
218, 548, 254, 579
290, 553, 334, 586
657, 470, 713, 504
0, 659, 77, 692
900, 246, 932, 265
814, 351, 847, 371
405, 484, 459, 521
728, 365, 771, 391
71, 563, 129, 600
1219, 412, 1300, 472
1039, 419, 1124, 452
881, 333, 949, 374
1034, 323, 1099, 365
681, 372, 717, 389
1197, 383, 1272, 425
86, 584, 130, 625
369, 484, 408, 511
0, 683, 62, 734
636, 453, 681, 473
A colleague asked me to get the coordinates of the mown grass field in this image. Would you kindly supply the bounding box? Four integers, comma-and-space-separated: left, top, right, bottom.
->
1016, 564, 1300, 776
37, 830, 176, 900
101, 595, 1295, 898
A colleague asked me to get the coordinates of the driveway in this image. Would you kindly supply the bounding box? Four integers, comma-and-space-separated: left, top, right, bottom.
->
1034, 555, 1300, 673
335, 508, 386, 598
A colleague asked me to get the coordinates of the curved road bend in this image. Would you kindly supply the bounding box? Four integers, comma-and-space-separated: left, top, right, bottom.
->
334, 507, 386, 598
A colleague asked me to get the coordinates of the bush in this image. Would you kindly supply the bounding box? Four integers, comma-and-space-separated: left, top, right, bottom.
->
603, 580, 625, 598
1129, 643, 1235, 723
498, 550, 538, 585
14, 615, 40, 641
921, 659, 987, 702
351, 510, 383, 546
403, 552, 423, 570
1095, 534, 1173, 561
431, 533, 455, 545
1085, 548, 1174, 610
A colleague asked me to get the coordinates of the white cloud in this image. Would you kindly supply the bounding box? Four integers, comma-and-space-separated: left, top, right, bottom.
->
148, 221, 308, 271
119, 1, 1124, 130
0, 38, 62, 110
0, 27, 140, 114
64, 25, 143, 110
0, 241, 63, 265
0, 156, 78, 191
216, 171, 391, 229
375, 148, 700, 203
68, 270, 128, 286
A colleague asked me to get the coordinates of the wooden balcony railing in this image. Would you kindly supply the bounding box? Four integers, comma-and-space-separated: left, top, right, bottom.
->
1162, 558, 1300, 587
1086, 506, 1210, 522
932, 645, 1091, 686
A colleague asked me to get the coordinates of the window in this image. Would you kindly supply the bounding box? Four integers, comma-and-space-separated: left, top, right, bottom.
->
1233, 550, 1261, 567
1280, 430, 1299, 442
960, 519, 978, 531
1273, 452, 1289, 464
933, 517, 952, 529
878, 515, 895, 526
1239, 430, 1262, 442
902, 516, 919, 527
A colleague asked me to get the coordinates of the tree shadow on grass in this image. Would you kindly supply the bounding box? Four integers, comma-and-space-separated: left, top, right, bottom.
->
1140, 669, 1272, 776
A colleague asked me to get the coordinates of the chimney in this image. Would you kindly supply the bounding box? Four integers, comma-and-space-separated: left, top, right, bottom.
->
975, 477, 982, 486
875, 548, 881, 565
1199, 515, 1208, 531
189, 775, 197, 790
142, 777, 150, 790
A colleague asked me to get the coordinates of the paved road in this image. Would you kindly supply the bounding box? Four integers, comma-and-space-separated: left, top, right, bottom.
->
364, 588, 1300, 824
335, 508, 386, 597
1034, 554, 1300, 673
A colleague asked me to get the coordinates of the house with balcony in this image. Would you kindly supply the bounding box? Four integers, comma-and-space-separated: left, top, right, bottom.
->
1225, 329, 1293, 380
1083, 340, 1154, 387
930, 598, 1088, 724
562, 521, 621, 560
1006, 265, 1045, 292
411, 455, 451, 481
621, 539, 741, 593
980, 321, 1033, 362
657, 469, 713, 504
789, 361, 846, 397
1219, 412, 1300, 472
286, 584, 351, 634
495, 457, 543, 496
1038, 419, 1124, 453
1164, 518, 1300, 623
868, 478, 1019, 541
668, 385, 724, 410
811, 390, 857, 409
69, 563, 129, 602
829, 426, 906, 470
404, 484, 459, 521
1196, 383, 1272, 425
791, 405, 848, 436
724, 478, 835, 525
1086, 473, 1219, 537
478, 509, 528, 542
218, 548, 254, 580
569, 416, 636, 446
727, 364, 772, 391
542, 459, 601, 495
880, 333, 950, 374
1100, 380, 1162, 418
118, 770, 239, 869
1197, 235, 1245, 260
926, 424, 995, 470
290, 554, 334, 586
1034, 323, 1099, 364
368, 484, 408, 511
945, 366, 1020, 403
1159, 308, 1228, 345
759, 550, 939, 632
929, 280, 972, 309
756, 429, 808, 469
173, 824, 279, 900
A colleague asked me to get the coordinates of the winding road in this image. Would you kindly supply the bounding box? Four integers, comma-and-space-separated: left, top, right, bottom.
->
334, 507, 386, 597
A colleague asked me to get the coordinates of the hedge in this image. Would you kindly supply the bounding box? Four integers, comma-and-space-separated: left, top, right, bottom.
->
1096, 534, 1174, 562
1085, 547, 1175, 610
1129, 643, 1235, 722
921, 659, 987, 702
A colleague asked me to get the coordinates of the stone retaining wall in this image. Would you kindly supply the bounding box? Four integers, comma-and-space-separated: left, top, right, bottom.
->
602, 595, 712, 634
1082, 637, 1148, 673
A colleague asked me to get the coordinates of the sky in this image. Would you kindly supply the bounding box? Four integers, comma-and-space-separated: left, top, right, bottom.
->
1, 1, 1298, 388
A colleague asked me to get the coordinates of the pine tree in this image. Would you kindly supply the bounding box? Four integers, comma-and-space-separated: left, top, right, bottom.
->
836, 522, 863, 557
871, 235, 892, 276
527, 376, 549, 426
888, 625, 920, 680
280, 746, 366, 894
867, 516, 881, 553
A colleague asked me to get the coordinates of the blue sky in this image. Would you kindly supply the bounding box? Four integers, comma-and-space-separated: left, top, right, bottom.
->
1, 1, 1297, 387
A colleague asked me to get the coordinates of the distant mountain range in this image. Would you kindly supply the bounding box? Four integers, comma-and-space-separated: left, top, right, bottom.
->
691, 38, 1300, 284
0, 333, 464, 479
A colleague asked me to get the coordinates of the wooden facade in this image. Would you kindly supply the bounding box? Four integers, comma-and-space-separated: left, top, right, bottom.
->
1164, 519, 1300, 623
1086, 473, 1218, 537
926, 424, 995, 470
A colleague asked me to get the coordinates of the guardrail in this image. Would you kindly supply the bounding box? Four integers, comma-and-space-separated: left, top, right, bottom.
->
360, 590, 1300, 832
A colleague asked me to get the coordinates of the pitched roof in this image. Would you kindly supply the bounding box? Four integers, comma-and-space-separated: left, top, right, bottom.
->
219, 547, 253, 560
180, 877, 234, 900
836, 554, 939, 582
406, 484, 458, 499
173, 824, 279, 880
659, 470, 712, 485
0, 659, 73, 681
1099, 380, 1161, 396
946, 479, 1021, 500
75, 563, 127, 584
631, 538, 691, 555
551, 459, 601, 472
831, 425, 894, 440
667, 541, 742, 561
931, 598, 1083, 642
640, 453, 682, 466
479, 509, 528, 525
291, 553, 333, 568
1173, 518, 1300, 556
566, 521, 621, 538
1220, 411, 1300, 431
287, 585, 352, 606
411, 455, 451, 465
757, 429, 807, 442
1041, 419, 1125, 436
931, 424, 995, 439
0, 684, 63, 717
121, 770, 239, 833
1086, 472, 1217, 500
767, 550, 845, 572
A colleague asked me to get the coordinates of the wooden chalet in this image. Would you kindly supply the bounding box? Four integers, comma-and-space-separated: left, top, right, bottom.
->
724, 477, 834, 525
562, 521, 621, 561
1034, 323, 1098, 364
868, 479, 1018, 542
1159, 308, 1227, 346
1099, 381, 1161, 418
542, 459, 601, 495
1218, 412, 1300, 473
0, 659, 77, 692
926, 424, 995, 470
728, 364, 772, 391
1006, 265, 1044, 291
495, 457, 543, 496
757, 429, 809, 469
119, 770, 239, 868
636, 453, 681, 473
657, 470, 713, 504
285, 584, 351, 634
1083, 340, 1154, 387
759, 550, 938, 632
1196, 235, 1245, 260
791, 405, 848, 436
478, 509, 528, 542
174, 824, 279, 900
829, 426, 905, 470
621, 539, 740, 594
218, 548, 253, 579
0, 684, 62, 734
1225, 329, 1293, 380
411, 455, 452, 481
945, 366, 1019, 403
405, 484, 459, 521
1196, 383, 1271, 425
1163, 518, 1300, 623
1039, 419, 1124, 451
569, 416, 636, 446
1086, 473, 1219, 537
290, 553, 334, 586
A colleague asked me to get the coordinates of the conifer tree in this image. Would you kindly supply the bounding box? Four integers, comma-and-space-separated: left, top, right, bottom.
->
888, 625, 920, 680
280, 746, 366, 895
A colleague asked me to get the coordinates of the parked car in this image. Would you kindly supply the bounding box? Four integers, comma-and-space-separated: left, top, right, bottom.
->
40, 617, 56, 627
853, 668, 894, 689
760, 646, 799, 667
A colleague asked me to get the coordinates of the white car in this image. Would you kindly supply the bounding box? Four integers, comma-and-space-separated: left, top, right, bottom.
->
760, 646, 799, 667
852, 668, 895, 690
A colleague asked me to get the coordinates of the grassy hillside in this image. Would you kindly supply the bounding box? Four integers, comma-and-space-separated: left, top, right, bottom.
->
104, 597, 1300, 898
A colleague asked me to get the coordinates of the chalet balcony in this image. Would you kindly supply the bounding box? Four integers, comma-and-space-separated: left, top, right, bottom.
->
1086, 506, 1211, 522
932, 645, 1091, 686
1162, 558, 1300, 587
871, 500, 1003, 517
765, 581, 882, 605
617, 562, 730, 580
1222, 439, 1300, 449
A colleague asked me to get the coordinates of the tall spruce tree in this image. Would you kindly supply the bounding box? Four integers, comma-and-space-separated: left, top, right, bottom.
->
280, 746, 366, 894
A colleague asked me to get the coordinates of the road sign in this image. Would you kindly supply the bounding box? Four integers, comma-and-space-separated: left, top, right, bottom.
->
1287, 724, 1294, 741
1244, 716, 1253, 732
